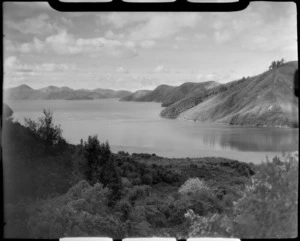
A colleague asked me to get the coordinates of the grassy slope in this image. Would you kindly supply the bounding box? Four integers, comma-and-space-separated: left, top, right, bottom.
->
162, 61, 298, 127
120, 81, 219, 106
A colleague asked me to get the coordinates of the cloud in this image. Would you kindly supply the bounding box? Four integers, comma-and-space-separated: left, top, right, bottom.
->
175, 36, 187, 42
173, 44, 180, 50
4, 56, 76, 73
5, 13, 61, 35
19, 38, 45, 53
194, 33, 207, 40
128, 13, 202, 41
17, 30, 138, 58
98, 12, 202, 41
98, 13, 151, 29
4, 56, 18, 69
140, 40, 156, 48
153, 65, 169, 73
105, 30, 115, 39
241, 14, 297, 51
196, 73, 218, 81
116, 66, 129, 73
213, 30, 232, 44
209, 2, 296, 51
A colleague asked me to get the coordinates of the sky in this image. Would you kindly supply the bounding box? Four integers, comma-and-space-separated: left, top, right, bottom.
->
3, 1, 298, 91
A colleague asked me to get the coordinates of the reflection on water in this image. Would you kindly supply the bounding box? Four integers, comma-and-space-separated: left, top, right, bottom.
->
202, 127, 298, 152
5, 99, 299, 163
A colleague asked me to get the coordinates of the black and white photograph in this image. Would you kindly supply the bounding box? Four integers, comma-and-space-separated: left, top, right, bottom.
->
2, 0, 299, 239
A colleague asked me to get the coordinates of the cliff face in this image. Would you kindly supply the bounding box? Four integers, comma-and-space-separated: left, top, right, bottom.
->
161, 61, 298, 128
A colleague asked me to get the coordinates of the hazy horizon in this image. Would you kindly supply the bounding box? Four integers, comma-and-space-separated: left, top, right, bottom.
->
3, 1, 297, 92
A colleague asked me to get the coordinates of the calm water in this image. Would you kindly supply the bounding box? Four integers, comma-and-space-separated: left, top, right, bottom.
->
5, 99, 299, 163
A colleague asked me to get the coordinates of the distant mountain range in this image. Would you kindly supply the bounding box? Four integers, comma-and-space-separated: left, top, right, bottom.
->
4, 61, 298, 128
4, 85, 132, 100
161, 61, 298, 128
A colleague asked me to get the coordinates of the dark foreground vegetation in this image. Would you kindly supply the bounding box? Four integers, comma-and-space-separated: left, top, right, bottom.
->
2, 109, 298, 238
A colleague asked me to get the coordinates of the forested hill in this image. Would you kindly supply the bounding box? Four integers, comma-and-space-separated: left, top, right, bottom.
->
161, 61, 298, 128
120, 81, 219, 107
4, 85, 132, 100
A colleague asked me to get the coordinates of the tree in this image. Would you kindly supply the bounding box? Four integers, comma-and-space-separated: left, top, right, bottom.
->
81, 136, 122, 204
269, 59, 285, 70
24, 109, 66, 154
82, 135, 104, 184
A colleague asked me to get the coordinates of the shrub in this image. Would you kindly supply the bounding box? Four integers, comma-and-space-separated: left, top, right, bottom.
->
232, 154, 298, 238
185, 209, 233, 237
141, 173, 153, 185
65, 180, 91, 201
179, 178, 210, 195
26, 180, 124, 239
121, 177, 133, 188
126, 185, 151, 205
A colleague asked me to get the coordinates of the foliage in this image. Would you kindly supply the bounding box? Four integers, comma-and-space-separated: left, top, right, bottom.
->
26, 180, 126, 239
179, 178, 210, 195
185, 154, 298, 239
2, 117, 75, 203
269, 58, 285, 70
5, 109, 296, 239
80, 136, 122, 205
24, 109, 67, 155
232, 153, 298, 238
185, 209, 233, 237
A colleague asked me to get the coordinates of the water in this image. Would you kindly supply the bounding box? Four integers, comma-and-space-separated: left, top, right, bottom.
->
5, 99, 299, 163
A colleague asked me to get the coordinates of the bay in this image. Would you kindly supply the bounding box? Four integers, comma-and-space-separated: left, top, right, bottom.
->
6, 99, 299, 164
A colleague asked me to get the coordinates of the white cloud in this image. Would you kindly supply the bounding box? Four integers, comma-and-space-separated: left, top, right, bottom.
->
175, 36, 187, 42
140, 40, 156, 48
153, 65, 169, 73
194, 33, 207, 40
173, 44, 180, 50
128, 13, 202, 41
105, 30, 115, 39
98, 13, 150, 29
116, 66, 129, 73
213, 30, 232, 44
4, 56, 18, 69
19, 38, 45, 53
196, 73, 218, 81
209, 3, 296, 51
4, 56, 76, 73
5, 14, 61, 35
241, 14, 297, 51
17, 30, 138, 58
124, 41, 136, 48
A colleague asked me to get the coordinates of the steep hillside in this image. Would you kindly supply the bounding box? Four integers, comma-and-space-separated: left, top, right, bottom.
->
162, 81, 219, 107
4, 85, 132, 100
161, 61, 298, 128
130, 84, 175, 102
120, 81, 219, 106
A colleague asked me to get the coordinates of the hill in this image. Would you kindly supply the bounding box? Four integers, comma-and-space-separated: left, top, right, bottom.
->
120, 81, 219, 106
4, 85, 132, 100
120, 89, 152, 101
161, 61, 298, 128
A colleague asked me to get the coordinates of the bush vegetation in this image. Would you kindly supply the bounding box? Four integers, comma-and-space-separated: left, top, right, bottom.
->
3, 110, 297, 239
